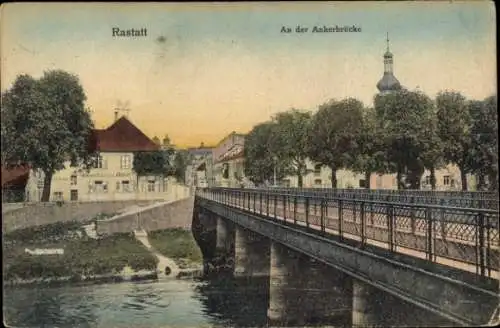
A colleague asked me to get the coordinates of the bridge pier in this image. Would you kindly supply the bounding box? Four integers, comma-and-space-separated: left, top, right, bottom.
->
234, 226, 270, 277
215, 216, 235, 271
267, 242, 351, 326
352, 279, 379, 327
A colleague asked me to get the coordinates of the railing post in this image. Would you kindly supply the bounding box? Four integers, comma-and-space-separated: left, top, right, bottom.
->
410, 197, 416, 234
294, 196, 297, 225
253, 192, 256, 212
361, 201, 366, 246
478, 211, 486, 276
440, 199, 446, 241
260, 193, 263, 214
426, 207, 434, 262
388, 204, 395, 252
320, 198, 326, 233
305, 197, 310, 228
283, 195, 287, 222
266, 192, 270, 216
338, 199, 343, 239
370, 195, 374, 226
274, 194, 277, 219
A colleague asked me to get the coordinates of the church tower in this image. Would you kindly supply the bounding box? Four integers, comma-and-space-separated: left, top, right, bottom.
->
376, 33, 402, 94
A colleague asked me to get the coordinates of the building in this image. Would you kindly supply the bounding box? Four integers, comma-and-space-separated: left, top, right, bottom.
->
1, 164, 35, 202
210, 132, 248, 188
376, 33, 403, 94
185, 145, 214, 189
26, 115, 187, 202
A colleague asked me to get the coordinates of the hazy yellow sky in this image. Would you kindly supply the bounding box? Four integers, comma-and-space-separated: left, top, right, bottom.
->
1, 2, 496, 147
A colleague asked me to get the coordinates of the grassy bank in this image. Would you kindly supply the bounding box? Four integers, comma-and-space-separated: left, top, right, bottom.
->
3, 220, 158, 282
148, 228, 203, 267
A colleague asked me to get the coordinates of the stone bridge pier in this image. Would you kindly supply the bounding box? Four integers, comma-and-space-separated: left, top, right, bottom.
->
196, 212, 384, 326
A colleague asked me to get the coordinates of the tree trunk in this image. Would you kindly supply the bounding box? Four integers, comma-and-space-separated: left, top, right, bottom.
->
396, 166, 403, 190
459, 165, 468, 191
430, 166, 436, 190
364, 171, 371, 189
477, 173, 485, 191
41, 171, 53, 202
330, 167, 338, 188
297, 173, 303, 188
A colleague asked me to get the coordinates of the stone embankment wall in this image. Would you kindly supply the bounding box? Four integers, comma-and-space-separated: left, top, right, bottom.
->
2, 199, 163, 233
96, 197, 195, 235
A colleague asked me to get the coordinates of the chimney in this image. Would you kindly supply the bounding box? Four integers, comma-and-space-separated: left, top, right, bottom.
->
114, 109, 119, 122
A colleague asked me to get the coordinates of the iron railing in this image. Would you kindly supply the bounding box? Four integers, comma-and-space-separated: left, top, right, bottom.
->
197, 188, 499, 278
209, 187, 499, 210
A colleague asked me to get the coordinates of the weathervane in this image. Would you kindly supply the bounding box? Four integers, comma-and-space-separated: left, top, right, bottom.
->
114, 100, 131, 121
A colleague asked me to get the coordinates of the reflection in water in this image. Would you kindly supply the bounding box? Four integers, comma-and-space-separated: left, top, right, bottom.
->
4, 276, 452, 328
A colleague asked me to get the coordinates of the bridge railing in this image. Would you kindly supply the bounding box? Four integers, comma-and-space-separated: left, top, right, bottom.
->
206, 187, 499, 210
197, 188, 499, 278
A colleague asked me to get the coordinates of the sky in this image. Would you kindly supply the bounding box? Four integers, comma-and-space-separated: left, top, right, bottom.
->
1, 2, 496, 148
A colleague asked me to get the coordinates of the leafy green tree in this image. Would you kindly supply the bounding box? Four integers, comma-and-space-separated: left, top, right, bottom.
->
468, 96, 498, 191
244, 122, 290, 185
307, 99, 364, 188
375, 90, 436, 189
436, 91, 472, 190
1, 70, 95, 201
420, 112, 445, 190
172, 149, 189, 184
133, 150, 174, 189
272, 109, 312, 187
351, 107, 394, 189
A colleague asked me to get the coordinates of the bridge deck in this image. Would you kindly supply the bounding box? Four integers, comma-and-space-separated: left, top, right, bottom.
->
200, 190, 499, 279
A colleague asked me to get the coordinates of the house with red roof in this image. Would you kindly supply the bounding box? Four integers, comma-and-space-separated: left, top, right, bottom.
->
28, 115, 186, 202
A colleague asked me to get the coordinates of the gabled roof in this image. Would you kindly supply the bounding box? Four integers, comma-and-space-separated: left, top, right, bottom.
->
90, 116, 159, 152
1, 164, 30, 188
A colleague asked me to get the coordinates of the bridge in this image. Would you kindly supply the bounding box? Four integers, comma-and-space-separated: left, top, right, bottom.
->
193, 187, 499, 327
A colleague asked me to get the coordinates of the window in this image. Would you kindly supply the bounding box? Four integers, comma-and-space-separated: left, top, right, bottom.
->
443, 175, 451, 186
376, 175, 383, 188
425, 176, 431, 185
116, 181, 120, 191
93, 155, 104, 169
70, 174, 77, 186
94, 180, 107, 193
359, 179, 366, 188
120, 155, 131, 169
70, 190, 78, 201
53, 191, 63, 200
147, 180, 155, 192
122, 180, 131, 192
163, 178, 168, 192
314, 164, 322, 176
314, 179, 322, 186
282, 179, 291, 188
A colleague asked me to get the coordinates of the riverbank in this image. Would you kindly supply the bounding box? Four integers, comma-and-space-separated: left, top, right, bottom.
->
147, 227, 203, 270
3, 220, 204, 286
3, 219, 158, 285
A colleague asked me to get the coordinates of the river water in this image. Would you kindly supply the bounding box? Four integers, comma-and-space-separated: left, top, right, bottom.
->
4, 276, 272, 328
4, 275, 449, 328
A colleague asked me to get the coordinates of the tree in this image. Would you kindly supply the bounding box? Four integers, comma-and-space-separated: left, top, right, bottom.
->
1, 70, 95, 201
436, 91, 471, 190
375, 90, 436, 190
350, 107, 393, 189
419, 113, 445, 190
244, 122, 290, 185
468, 96, 498, 191
133, 150, 174, 190
272, 109, 312, 187
307, 98, 364, 188
172, 149, 189, 184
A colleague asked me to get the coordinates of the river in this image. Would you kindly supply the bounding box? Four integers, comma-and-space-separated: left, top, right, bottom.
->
4, 275, 449, 327
4, 276, 272, 328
